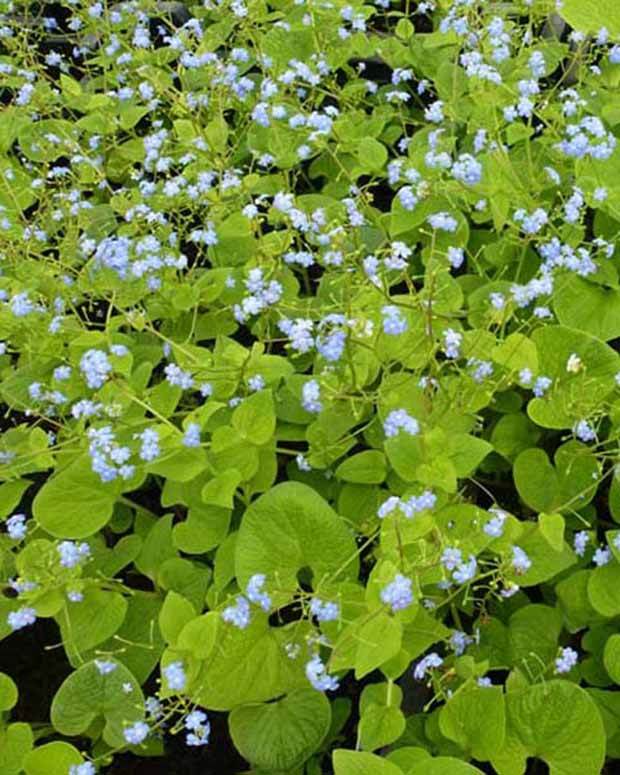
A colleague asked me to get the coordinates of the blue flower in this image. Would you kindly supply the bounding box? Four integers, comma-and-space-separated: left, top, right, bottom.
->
182, 423, 201, 447
381, 305, 408, 335
80, 349, 112, 389
380, 574, 414, 612
163, 661, 187, 691
383, 409, 419, 438
123, 721, 149, 745
136, 428, 160, 462
413, 652, 443, 680
306, 654, 339, 692
7, 607, 36, 631
222, 596, 251, 629
309, 597, 340, 622
246, 574, 272, 611
554, 647, 578, 674
302, 380, 322, 413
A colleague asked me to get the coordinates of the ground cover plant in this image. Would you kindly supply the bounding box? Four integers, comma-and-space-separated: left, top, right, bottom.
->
2, 0, 620, 772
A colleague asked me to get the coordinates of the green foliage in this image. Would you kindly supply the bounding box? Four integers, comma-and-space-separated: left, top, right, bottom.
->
0, 0, 620, 772
229, 689, 331, 770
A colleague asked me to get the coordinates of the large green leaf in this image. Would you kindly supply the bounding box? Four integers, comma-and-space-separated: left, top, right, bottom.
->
528, 326, 618, 429
0, 723, 33, 775
588, 562, 620, 617
408, 759, 484, 774
491, 681, 605, 775
229, 689, 331, 770
439, 687, 505, 761
604, 634, 620, 683
51, 660, 144, 747
333, 749, 404, 775
554, 276, 620, 341
0, 672, 17, 711
193, 614, 307, 710
359, 703, 406, 751
23, 742, 83, 775
235, 482, 358, 592
32, 455, 121, 538
58, 589, 128, 663
231, 389, 276, 445
561, 0, 620, 34
336, 450, 387, 484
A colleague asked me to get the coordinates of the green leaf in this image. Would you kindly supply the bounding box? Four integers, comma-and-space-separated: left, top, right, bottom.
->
513, 443, 599, 513
359, 703, 406, 751
201, 469, 242, 508
158, 591, 196, 646
51, 660, 144, 747
235, 482, 359, 593
447, 433, 492, 477
357, 138, 388, 171
439, 687, 505, 761
513, 448, 558, 512
493, 333, 538, 373
528, 326, 618, 429
0, 723, 33, 775
509, 525, 575, 587
490, 681, 605, 775
232, 390, 276, 445
354, 613, 402, 679
387, 747, 431, 770
560, 0, 620, 35
335, 450, 387, 484
193, 614, 307, 710
603, 634, 620, 683
408, 758, 484, 774
508, 605, 562, 668
556, 570, 598, 632
145, 445, 208, 482
491, 414, 540, 461
94, 592, 165, 684
23, 742, 83, 775
0, 672, 18, 711
58, 589, 128, 662
0, 479, 31, 519
538, 513, 565, 552
177, 612, 219, 659
589, 562, 620, 617
554, 276, 620, 340
333, 749, 404, 775
174, 503, 232, 554
135, 515, 177, 581
32, 455, 120, 538
157, 557, 210, 611
229, 689, 331, 770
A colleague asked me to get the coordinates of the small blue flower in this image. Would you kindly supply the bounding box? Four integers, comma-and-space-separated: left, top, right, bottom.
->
7, 607, 36, 631
309, 597, 340, 622
383, 409, 419, 438
306, 654, 339, 692
380, 574, 414, 612
6, 513, 27, 541
163, 661, 186, 691
123, 721, 150, 745
222, 596, 251, 629
182, 423, 201, 447
246, 574, 271, 611
302, 380, 322, 413
511, 545, 532, 574
554, 646, 578, 674
80, 349, 112, 389
382, 305, 408, 335
413, 652, 443, 680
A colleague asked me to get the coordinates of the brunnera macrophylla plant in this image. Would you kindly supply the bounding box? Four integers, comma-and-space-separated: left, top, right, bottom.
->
3, 0, 620, 773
